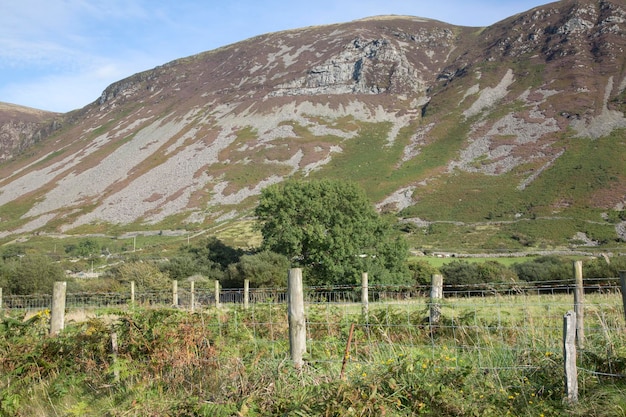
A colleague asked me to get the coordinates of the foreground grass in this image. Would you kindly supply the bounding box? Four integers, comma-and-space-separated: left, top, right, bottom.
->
1, 293, 625, 416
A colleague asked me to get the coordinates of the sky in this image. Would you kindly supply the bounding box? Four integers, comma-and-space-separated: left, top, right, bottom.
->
1, 0, 552, 113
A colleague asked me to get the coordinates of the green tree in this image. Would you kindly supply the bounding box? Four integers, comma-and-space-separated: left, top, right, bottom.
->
180, 237, 241, 269
167, 237, 242, 281
161, 255, 222, 281
1, 254, 65, 295
227, 251, 290, 288
255, 179, 408, 285
583, 255, 626, 284
476, 260, 518, 284
115, 261, 170, 291
65, 239, 100, 257
0, 258, 8, 290
440, 260, 480, 287
0, 245, 27, 261
407, 258, 439, 286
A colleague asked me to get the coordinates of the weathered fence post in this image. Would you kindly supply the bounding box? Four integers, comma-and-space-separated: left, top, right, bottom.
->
190, 280, 195, 313
430, 274, 444, 327
172, 280, 178, 307
111, 332, 120, 382
0, 287, 3, 312
563, 311, 578, 404
130, 281, 135, 305
361, 272, 369, 320
215, 280, 221, 308
619, 271, 626, 323
244, 279, 250, 309
573, 261, 584, 348
288, 268, 306, 368
50, 281, 67, 336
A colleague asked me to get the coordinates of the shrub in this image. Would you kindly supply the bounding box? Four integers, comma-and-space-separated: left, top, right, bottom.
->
160, 255, 224, 281
440, 260, 482, 286
512, 256, 571, 282
476, 260, 518, 284
114, 261, 171, 291
407, 258, 439, 286
583, 255, 626, 281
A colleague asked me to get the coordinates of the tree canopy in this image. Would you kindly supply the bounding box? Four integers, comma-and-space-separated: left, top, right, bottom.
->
0, 254, 65, 295
161, 237, 243, 283
255, 179, 408, 285
115, 261, 170, 292
227, 251, 290, 288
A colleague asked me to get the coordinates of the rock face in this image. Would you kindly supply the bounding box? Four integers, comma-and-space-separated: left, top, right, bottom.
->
268, 33, 441, 97
0, 103, 59, 162
0, 1, 625, 240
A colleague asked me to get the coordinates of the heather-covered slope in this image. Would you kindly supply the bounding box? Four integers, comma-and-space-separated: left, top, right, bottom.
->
0, 0, 625, 249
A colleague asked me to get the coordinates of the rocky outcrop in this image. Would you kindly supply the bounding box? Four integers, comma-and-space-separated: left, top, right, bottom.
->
0, 103, 59, 162
268, 37, 427, 97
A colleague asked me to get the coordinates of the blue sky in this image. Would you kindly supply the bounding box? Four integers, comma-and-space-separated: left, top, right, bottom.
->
1, 0, 551, 113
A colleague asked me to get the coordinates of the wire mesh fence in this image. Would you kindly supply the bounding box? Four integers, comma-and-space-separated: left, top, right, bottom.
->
1, 277, 625, 380
2, 276, 622, 311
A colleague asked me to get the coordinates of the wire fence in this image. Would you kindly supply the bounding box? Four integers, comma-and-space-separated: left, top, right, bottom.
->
2, 277, 625, 382
1, 277, 623, 310
0, 278, 621, 311
299, 279, 626, 373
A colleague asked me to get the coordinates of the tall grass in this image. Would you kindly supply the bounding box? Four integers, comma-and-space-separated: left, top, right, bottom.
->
1, 291, 625, 416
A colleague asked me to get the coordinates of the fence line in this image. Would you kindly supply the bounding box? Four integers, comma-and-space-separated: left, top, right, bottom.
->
1, 270, 625, 404
1, 276, 624, 312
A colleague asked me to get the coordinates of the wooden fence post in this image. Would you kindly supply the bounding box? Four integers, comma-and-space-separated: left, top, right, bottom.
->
563, 311, 578, 404
130, 281, 135, 305
172, 280, 178, 307
244, 279, 250, 309
361, 272, 369, 321
0, 288, 3, 312
50, 281, 67, 336
111, 332, 120, 382
430, 274, 443, 327
573, 261, 584, 348
215, 280, 221, 308
190, 281, 195, 313
619, 271, 626, 320
288, 268, 306, 368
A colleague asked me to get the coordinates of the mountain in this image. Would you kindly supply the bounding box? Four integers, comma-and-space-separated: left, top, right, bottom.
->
0, 102, 60, 163
1, 0, 625, 251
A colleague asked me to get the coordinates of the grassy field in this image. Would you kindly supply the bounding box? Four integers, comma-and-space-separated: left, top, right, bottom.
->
1, 290, 625, 416
413, 254, 590, 268
414, 255, 527, 268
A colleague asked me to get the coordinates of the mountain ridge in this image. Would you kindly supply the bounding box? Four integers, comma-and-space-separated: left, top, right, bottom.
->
1, 0, 625, 250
